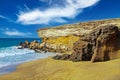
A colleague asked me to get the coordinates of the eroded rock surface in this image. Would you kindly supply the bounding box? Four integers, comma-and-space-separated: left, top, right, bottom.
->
18, 18, 120, 62
53, 25, 120, 62
18, 40, 41, 51
39, 35, 79, 53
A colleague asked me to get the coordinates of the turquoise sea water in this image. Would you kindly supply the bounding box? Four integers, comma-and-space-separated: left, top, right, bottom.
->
0, 38, 55, 74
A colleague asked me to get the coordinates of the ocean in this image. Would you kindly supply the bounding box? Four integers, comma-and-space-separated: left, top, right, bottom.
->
0, 38, 55, 75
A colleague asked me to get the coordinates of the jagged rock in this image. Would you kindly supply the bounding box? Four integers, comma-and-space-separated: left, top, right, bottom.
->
73, 25, 119, 62
91, 25, 119, 62
34, 49, 42, 53
25, 40, 29, 45
18, 40, 30, 48
53, 54, 70, 60
69, 41, 93, 61
18, 40, 40, 50
37, 35, 79, 53
53, 55, 62, 60
17, 46, 23, 49
29, 40, 40, 49
53, 25, 120, 62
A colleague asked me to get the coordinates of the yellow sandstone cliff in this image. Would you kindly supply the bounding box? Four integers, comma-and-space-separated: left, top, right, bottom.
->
37, 18, 120, 53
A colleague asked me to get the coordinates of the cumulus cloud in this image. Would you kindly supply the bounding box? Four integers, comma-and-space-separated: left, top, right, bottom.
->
17, 0, 100, 25
2, 28, 31, 36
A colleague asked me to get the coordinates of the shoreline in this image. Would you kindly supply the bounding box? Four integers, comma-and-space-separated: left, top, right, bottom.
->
0, 57, 120, 80
0, 52, 57, 75
1, 18, 120, 80
0, 64, 19, 75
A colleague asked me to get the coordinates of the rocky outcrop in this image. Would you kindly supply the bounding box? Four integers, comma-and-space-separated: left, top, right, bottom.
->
18, 41, 30, 48
18, 35, 79, 53
37, 18, 120, 38
53, 54, 70, 60
53, 25, 120, 62
38, 35, 79, 53
18, 18, 120, 62
18, 40, 42, 51
37, 18, 120, 55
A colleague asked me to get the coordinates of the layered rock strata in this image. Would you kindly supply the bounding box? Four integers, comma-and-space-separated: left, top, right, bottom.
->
19, 18, 120, 62
40, 35, 79, 53
37, 18, 120, 54
53, 25, 120, 62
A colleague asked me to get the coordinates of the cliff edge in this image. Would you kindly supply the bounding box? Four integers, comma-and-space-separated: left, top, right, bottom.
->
36, 18, 120, 62
37, 18, 120, 38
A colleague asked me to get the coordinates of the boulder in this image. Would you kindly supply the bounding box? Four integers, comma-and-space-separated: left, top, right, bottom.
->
18, 40, 30, 48
53, 54, 70, 60
29, 40, 40, 49
18, 40, 40, 50
25, 40, 29, 45
34, 49, 42, 53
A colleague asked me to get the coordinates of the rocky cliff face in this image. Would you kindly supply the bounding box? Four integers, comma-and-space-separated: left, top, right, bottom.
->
53, 25, 120, 62
37, 18, 120, 38
71, 25, 120, 62
39, 35, 79, 53
37, 18, 120, 54
24, 18, 120, 62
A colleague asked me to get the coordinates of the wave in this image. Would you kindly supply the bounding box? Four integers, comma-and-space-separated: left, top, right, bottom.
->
0, 46, 35, 58
0, 46, 56, 68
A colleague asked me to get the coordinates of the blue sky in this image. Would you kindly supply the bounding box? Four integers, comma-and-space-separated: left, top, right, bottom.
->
0, 0, 120, 38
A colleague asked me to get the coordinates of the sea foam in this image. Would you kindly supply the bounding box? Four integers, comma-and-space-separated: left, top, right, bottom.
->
0, 46, 55, 68
0, 46, 34, 58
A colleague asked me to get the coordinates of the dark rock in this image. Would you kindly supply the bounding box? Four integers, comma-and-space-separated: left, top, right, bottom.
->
70, 41, 93, 61
53, 54, 70, 60
60, 54, 70, 60
34, 49, 42, 53
17, 46, 23, 49
53, 25, 120, 62
53, 55, 62, 60
18, 40, 39, 49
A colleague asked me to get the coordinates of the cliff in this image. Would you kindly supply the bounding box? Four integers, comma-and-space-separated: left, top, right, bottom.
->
37, 18, 120, 38
36, 18, 120, 62
37, 18, 120, 53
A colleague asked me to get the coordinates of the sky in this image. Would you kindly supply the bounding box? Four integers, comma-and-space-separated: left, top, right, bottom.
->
0, 0, 120, 38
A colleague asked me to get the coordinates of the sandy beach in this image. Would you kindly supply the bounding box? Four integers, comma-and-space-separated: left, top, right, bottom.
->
0, 57, 120, 80
0, 0, 120, 79
0, 64, 18, 75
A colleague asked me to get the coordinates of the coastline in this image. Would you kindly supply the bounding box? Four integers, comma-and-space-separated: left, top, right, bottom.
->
0, 64, 19, 75
1, 18, 120, 80
0, 57, 120, 80
0, 50, 57, 75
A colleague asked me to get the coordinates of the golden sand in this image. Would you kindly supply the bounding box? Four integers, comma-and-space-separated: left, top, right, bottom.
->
0, 57, 120, 80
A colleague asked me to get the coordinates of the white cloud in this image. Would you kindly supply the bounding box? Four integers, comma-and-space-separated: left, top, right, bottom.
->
2, 28, 31, 36
17, 0, 100, 25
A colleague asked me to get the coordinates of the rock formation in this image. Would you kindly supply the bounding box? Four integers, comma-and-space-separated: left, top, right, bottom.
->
39, 35, 79, 53
37, 18, 120, 54
18, 40, 41, 51
53, 25, 120, 62
19, 18, 120, 62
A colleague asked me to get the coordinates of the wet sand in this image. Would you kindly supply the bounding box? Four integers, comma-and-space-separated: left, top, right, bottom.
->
0, 64, 18, 75
0, 57, 120, 80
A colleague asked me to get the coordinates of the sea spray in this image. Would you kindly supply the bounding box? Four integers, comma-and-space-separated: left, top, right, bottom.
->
0, 46, 56, 68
